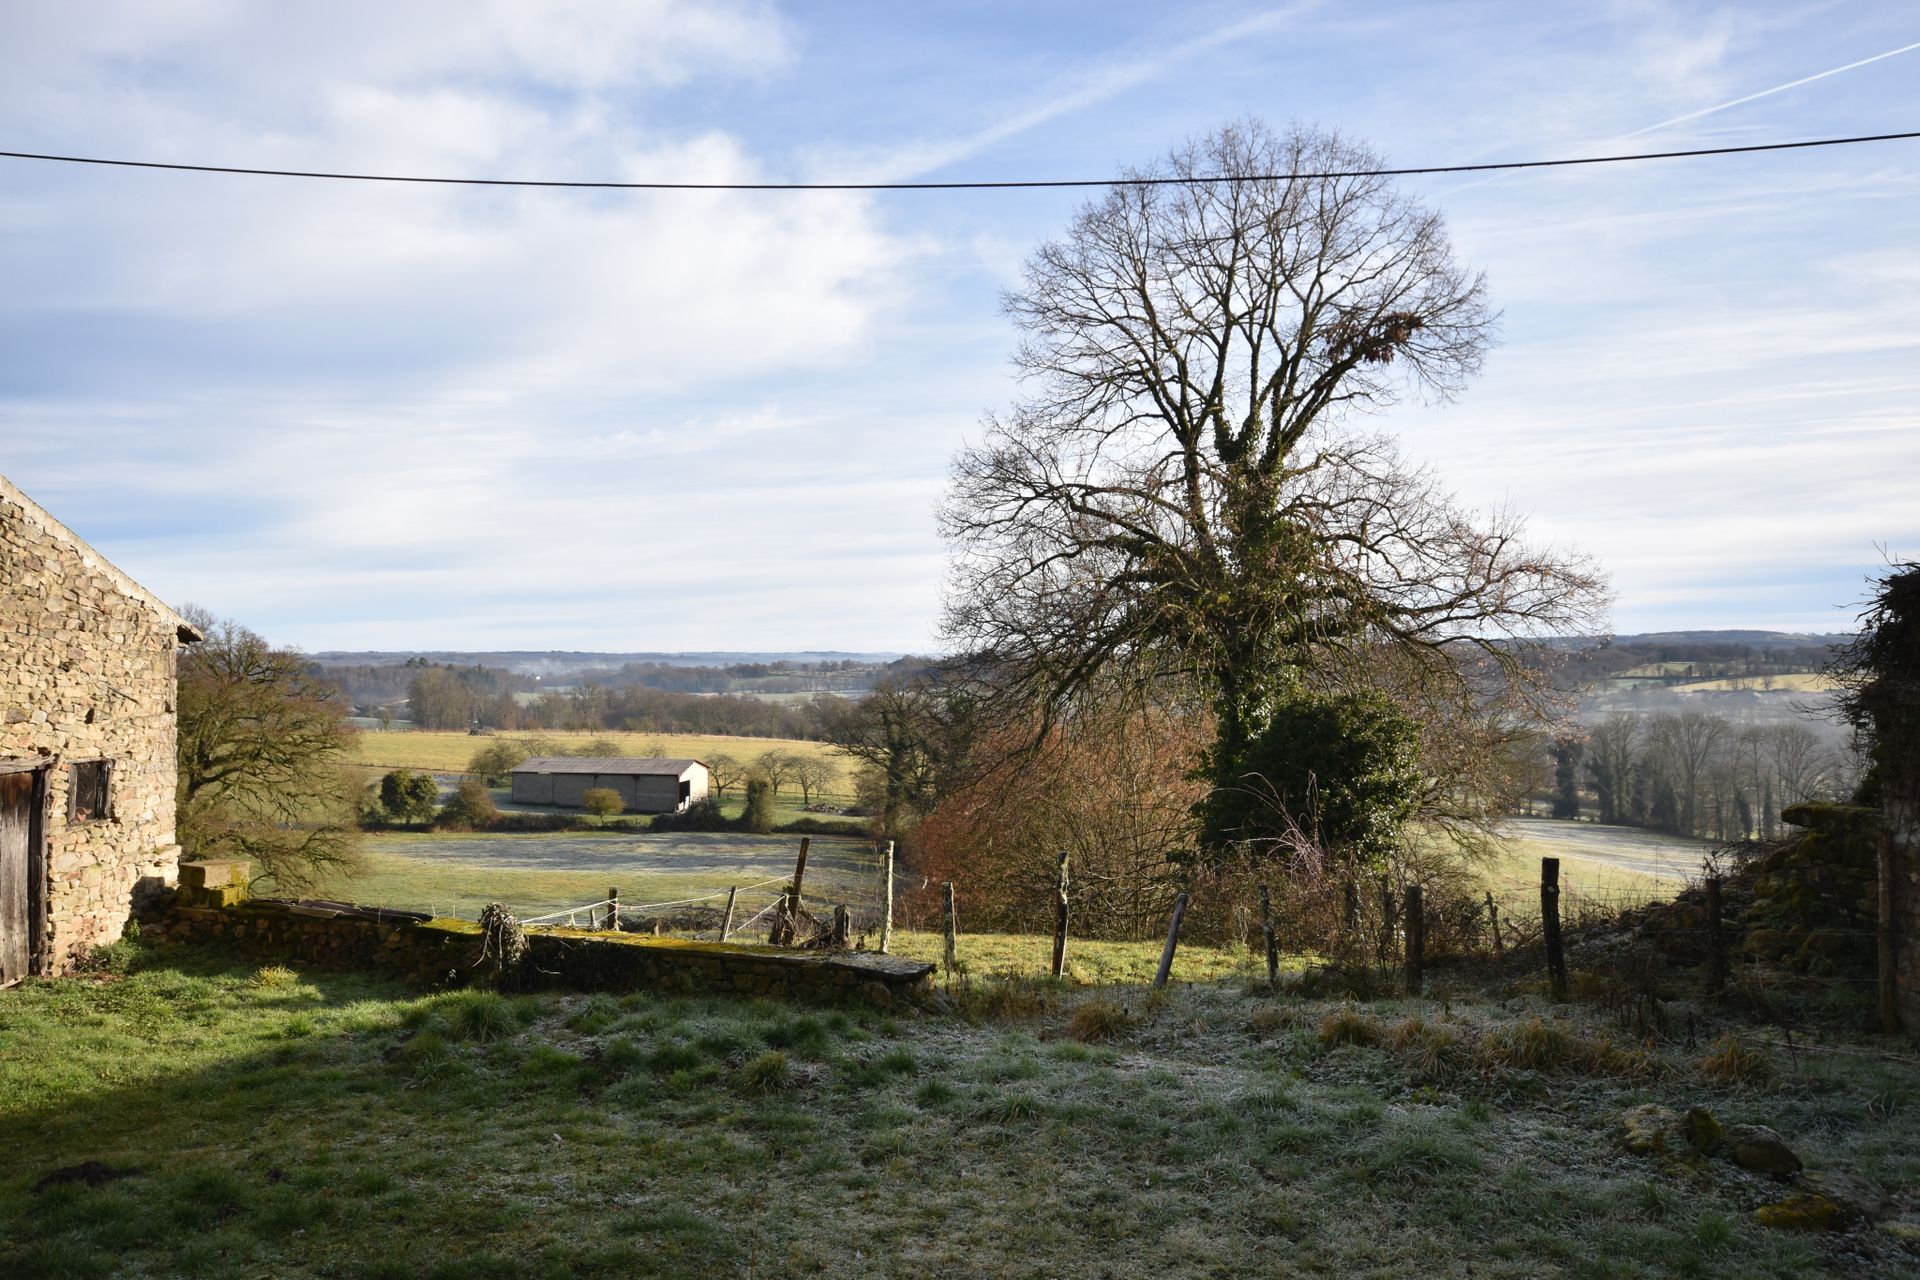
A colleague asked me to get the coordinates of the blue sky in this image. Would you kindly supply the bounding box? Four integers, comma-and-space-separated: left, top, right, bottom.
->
2, 1, 1915, 652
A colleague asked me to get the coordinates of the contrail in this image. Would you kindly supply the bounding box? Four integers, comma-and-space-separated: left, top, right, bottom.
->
1616, 38, 1920, 141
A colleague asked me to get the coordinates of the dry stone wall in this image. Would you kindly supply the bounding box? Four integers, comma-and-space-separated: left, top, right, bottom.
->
1, 475, 190, 974
154, 869, 936, 1005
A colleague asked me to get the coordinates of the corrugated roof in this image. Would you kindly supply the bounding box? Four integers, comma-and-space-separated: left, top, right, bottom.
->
511, 756, 704, 776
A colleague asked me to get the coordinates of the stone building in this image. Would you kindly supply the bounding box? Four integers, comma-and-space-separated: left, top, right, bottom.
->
1, 474, 199, 984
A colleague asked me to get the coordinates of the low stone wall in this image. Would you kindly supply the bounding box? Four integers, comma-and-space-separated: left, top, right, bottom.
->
151, 885, 935, 1006
1739, 803, 1881, 970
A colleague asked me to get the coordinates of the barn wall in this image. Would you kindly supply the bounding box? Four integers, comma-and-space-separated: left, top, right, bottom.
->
1, 481, 183, 974
510, 772, 553, 805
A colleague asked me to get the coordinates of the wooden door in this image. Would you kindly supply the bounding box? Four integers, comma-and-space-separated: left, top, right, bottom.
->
0, 768, 44, 986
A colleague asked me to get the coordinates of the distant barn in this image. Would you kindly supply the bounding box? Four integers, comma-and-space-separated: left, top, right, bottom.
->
509, 757, 709, 814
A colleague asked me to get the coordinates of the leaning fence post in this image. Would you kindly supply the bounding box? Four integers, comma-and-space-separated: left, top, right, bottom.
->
774, 836, 813, 945
1705, 874, 1729, 996
1154, 893, 1190, 989
1050, 850, 1071, 978
1258, 883, 1279, 986
879, 840, 896, 955
942, 881, 959, 977
606, 887, 619, 931
1542, 856, 1568, 999
1404, 884, 1425, 996
1484, 890, 1503, 955
719, 886, 738, 942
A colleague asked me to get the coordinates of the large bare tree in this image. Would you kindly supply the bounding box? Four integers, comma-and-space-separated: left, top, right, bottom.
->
940, 122, 1607, 854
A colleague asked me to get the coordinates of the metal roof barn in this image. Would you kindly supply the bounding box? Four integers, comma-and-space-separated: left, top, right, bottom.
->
509, 757, 709, 813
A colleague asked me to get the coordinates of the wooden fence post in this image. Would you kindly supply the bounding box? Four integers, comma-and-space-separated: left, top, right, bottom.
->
879, 840, 895, 955
774, 836, 813, 946
942, 881, 959, 977
831, 905, 850, 948
1050, 850, 1070, 978
1404, 884, 1424, 996
1342, 879, 1359, 942
719, 886, 737, 942
1154, 893, 1190, 989
1705, 874, 1729, 996
1484, 891, 1503, 955
1258, 883, 1279, 986
1542, 857, 1568, 999
606, 887, 619, 931
1378, 877, 1398, 963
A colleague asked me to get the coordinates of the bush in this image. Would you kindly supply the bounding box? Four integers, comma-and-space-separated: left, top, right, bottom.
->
1066, 997, 1135, 1043
650, 797, 729, 833
436, 778, 499, 830
581, 788, 625, 824
467, 741, 529, 786
742, 779, 776, 834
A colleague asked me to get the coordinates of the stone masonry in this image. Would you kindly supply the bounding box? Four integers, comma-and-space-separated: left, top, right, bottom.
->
1, 473, 198, 976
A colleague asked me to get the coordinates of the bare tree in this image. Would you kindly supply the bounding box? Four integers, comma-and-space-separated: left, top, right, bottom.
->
176, 608, 361, 889
940, 121, 1607, 857
754, 748, 796, 798
791, 756, 840, 808
704, 751, 743, 801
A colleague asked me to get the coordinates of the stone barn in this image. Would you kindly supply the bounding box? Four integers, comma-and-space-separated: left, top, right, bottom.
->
510, 757, 709, 814
1, 474, 199, 984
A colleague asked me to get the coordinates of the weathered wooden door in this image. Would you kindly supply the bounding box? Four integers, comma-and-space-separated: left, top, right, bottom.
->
0, 768, 44, 986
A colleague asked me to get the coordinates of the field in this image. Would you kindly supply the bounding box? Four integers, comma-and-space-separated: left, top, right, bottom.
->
1670, 673, 1838, 694
302, 831, 880, 924
1487, 818, 1708, 905
348, 729, 854, 793
4, 946, 1916, 1278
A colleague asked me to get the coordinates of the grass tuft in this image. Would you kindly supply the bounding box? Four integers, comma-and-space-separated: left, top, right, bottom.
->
1698, 1033, 1774, 1086
735, 1049, 794, 1095
1065, 996, 1135, 1043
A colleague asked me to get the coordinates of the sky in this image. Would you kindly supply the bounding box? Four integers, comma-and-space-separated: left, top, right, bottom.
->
1, 0, 1915, 653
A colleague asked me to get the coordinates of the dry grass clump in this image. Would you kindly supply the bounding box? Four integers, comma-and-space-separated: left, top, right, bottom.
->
1385, 1015, 1469, 1080
949, 975, 1060, 1021
1066, 997, 1135, 1043
1474, 1016, 1658, 1080
1698, 1033, 1774, 1086
1248, 1002, 1306, 1037
250, 964, 298, 989
1317, 1005, 1384, 1049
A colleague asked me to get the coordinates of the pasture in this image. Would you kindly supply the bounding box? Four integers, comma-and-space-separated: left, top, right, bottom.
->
4, 948, 1915, 1279
349, 729, 854, 792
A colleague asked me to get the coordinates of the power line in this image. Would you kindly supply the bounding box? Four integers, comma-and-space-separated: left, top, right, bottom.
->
0, 130, 1916, 193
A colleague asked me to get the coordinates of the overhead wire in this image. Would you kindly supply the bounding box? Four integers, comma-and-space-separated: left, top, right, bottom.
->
0, 130, 1916, 193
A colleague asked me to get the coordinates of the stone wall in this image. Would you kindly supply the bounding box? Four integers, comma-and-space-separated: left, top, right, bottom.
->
1741, 803, 1881, 971
153, 872, 936, 1005
1, 474, 192, 974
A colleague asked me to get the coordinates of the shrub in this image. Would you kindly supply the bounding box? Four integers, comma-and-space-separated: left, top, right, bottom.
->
441, 992, 517, 1043
379, 770, 440, 827
436, 778, 499, 830
581, 788, 625, 824
742, 779, 776, 833
1066, 997, 1135, 1043
467, 741, 530, 786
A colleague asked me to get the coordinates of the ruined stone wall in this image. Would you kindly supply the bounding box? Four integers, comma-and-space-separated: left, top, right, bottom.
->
1, 478, 185, 973
1891, 792, 1919, 1030
154, 886, 936, 1006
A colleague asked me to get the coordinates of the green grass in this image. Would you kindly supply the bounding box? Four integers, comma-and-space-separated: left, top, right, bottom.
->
290, 830, 881, 923
4, 944, 1914, 1278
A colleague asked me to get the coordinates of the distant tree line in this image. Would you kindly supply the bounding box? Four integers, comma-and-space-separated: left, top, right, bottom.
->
1545, 711, 1855, 841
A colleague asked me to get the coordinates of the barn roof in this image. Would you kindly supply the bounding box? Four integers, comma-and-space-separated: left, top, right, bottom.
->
512, 756, 704, 776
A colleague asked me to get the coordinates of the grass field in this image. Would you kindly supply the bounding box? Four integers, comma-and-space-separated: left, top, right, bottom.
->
1670, 673, 1838, 694
299, 831, 880, 924
349, 729, 854, 792
4, 946, 1916, 1278
1486, 818, 1707, 906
